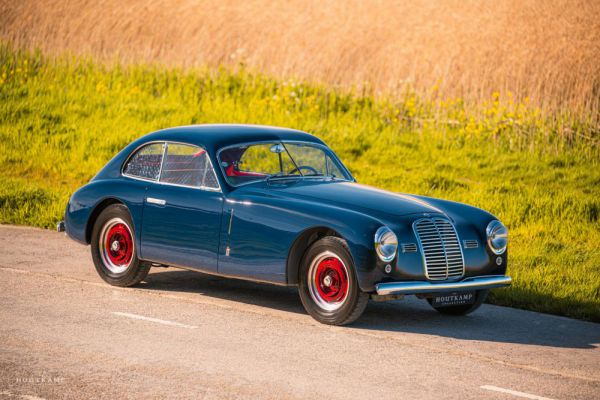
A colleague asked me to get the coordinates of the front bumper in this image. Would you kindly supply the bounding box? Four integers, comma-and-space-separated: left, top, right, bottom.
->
375, 275, 512, 296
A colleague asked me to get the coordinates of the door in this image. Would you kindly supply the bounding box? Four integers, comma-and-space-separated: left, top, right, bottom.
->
140, 142, 224, 272
216, 142, 303, 283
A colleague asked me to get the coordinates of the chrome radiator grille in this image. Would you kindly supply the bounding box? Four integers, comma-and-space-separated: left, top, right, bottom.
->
413, 218, 465, 280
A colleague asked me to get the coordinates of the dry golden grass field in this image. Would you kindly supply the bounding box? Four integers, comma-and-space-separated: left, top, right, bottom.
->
1, 0, 599, 115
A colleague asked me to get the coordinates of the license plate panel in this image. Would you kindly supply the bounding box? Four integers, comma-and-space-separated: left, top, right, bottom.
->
431, 291, 476, 307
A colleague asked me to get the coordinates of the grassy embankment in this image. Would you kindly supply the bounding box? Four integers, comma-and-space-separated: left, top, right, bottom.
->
0, 45, 598, 321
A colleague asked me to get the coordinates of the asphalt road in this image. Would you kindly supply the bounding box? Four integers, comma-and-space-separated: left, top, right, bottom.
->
0, 225, 598, 400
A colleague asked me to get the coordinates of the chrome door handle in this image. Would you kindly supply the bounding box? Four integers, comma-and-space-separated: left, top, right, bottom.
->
146, 197, 166, 206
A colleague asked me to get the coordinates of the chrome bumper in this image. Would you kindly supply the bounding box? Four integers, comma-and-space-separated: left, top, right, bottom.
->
375, 275, 512, 296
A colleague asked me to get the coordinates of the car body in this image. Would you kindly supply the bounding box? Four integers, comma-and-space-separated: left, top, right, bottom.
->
60, 124, 511, 325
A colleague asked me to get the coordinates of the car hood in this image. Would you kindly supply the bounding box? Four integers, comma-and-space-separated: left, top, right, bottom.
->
245, 180, 445, 219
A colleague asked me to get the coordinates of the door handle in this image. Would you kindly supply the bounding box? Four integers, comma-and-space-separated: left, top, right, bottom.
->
146, 197, 166, 206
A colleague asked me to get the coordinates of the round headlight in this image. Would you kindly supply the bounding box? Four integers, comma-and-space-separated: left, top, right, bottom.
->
486, 220, 508, 255
375, 226, 398, 262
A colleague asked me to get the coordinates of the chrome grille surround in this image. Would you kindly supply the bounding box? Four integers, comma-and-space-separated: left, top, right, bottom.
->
413, 218, 465, 281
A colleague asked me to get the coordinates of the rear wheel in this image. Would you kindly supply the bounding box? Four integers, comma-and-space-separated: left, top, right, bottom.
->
90, 204, 150, 287
427, 290, 489, 315
298, 237, 368, 325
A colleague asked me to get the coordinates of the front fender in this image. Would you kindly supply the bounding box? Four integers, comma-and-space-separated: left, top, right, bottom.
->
224, 192, 385, 291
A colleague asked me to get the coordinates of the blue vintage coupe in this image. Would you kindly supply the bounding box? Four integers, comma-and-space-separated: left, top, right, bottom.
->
59, 124, 511, 325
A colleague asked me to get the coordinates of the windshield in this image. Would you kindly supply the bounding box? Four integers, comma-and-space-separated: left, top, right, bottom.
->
218, 141, 352, 186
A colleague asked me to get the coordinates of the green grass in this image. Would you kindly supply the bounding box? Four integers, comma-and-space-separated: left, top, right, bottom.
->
1, 44, 599, 321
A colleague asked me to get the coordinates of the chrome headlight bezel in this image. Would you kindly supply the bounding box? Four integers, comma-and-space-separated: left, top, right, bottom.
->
374, 226, 398, 263
486, 220, 508, 255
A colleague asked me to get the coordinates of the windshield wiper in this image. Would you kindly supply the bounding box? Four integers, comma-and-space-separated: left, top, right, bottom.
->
265, 173, 303, 182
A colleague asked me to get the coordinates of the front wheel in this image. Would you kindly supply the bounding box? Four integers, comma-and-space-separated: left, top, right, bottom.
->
427, 289, 489, 315
90, 204, 150, 287
298, 236, 368, 325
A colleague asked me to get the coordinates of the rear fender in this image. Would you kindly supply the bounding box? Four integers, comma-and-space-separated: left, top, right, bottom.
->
65, 179, 147, 253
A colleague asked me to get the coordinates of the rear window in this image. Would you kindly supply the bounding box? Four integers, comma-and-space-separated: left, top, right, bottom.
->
159, 143, 219, 189
123, 143, 164, 180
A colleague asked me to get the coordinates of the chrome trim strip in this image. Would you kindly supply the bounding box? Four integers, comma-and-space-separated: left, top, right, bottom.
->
463, 239, 479, 249
401, 243, 417, 253
375, 275, 512, 296
146, 197, 166, 206
158, 141, 167, 181
227, 209, 234, 235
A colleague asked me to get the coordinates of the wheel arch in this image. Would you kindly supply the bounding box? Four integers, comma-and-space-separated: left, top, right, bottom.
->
85, 198, 126, 244
286, 226, 345, 285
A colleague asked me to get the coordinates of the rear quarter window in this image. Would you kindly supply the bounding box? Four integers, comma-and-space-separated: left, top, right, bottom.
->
123, 143, 164, 180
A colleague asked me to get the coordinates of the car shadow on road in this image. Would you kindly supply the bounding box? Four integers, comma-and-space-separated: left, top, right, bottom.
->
353, 299, 600, 349
141, 268, 305, 314
140, 269, 600, 350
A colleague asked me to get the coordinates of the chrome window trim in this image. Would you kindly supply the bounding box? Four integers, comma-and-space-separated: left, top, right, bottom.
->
121, 141, 165, 182
157, 141, 167, 182
215, 139, 355, 188
121, 140, 222, 193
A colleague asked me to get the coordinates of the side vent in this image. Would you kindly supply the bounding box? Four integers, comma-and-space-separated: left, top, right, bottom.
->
401, 243, 418, 253
463, 239, 479, 249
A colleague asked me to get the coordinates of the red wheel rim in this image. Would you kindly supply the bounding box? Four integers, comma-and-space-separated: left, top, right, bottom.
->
104, 223, 133, 267
314, 257, 348, 303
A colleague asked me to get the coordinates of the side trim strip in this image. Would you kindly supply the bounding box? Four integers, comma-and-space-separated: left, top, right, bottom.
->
227, 209, 234, 235
146, 197, 166, 206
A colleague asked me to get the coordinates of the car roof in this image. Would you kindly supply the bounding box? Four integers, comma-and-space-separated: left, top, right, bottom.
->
139, 124, 325, 152
94, 124, 332, 186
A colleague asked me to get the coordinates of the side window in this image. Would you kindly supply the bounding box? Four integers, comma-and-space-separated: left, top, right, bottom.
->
325, 155, 346, 179
123, 143, 164, 180
284, 143, 347, 178
159, 143, 220, 189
